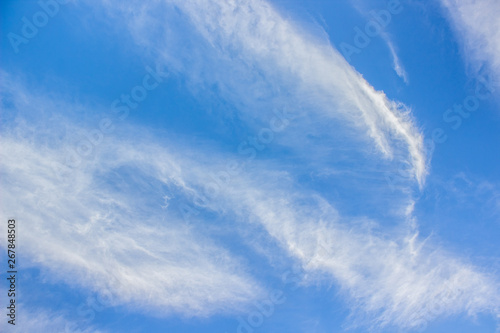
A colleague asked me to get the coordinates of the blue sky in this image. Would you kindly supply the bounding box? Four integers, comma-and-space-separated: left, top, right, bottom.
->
1, 0, 500, 332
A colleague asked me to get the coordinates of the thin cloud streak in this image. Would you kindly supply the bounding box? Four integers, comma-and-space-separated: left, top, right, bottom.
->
384, 35, 409, 84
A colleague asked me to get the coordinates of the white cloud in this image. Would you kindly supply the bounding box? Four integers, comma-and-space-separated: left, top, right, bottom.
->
0, 306, 105, 333
0, 78, 264, 318
206, 181, 500, 330
182, 0, 427, 184
3, 0, 499, 330
0, 138, 263, 316
384, 35, 409, 84
440, 0, 500, 80
1, 73, 498, 331
100, 0, 427, 186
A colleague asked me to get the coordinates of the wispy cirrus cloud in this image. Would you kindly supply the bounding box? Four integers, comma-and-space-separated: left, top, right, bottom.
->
2, 0, 499, 331
180, 0, 426, 184
383, 34, 409, 84
180, 162, 500, 330
228, 191, 500, 330
1, 70, 499, 331
0, 305, 106, 333
99, 0, 426, 186
0, 76, 264, 318
38, 1, 498, 329
440, 0, 500, 81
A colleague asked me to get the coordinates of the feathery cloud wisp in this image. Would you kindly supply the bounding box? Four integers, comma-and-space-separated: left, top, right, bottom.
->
1, 72, 498, 330
440, 0, 500, 80
0, 77, 264, 318
101, 0, 427, 185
